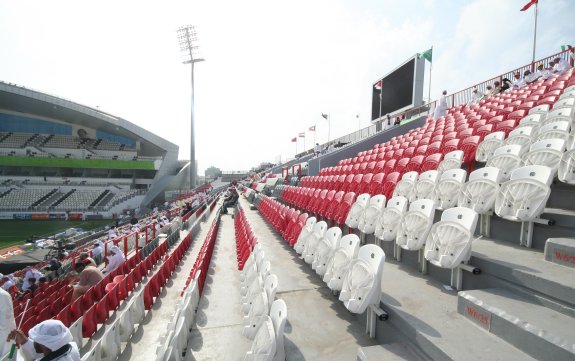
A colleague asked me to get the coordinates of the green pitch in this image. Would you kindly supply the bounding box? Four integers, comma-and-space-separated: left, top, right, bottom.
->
0, 219, 113, 249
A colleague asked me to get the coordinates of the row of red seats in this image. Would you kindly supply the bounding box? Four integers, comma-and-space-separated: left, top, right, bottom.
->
257, 196, 308, 247
280, 186, 355, 225
182, 210, 221, 297
235, 207, 256, 270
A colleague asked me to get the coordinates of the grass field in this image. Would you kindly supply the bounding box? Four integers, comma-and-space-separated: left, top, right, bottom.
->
0, 219, 113, 249
0, 156, 155, 170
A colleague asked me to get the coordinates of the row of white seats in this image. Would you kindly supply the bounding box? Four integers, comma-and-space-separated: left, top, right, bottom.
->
240, 245, 287, 361
293, 220, 385, 314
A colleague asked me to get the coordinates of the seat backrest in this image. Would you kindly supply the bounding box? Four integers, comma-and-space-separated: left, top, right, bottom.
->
528, 104, 550, 115
264, 274, 278, 308
401, 171, 419, 183
440, 206, 479, 231
528, 138, 566, 153
439, 168, 467, 184
510, 165, 553, 186
493, 144, 522, 158
270, 299, 287, 361
537, 120, 570, 138
468, 166, 502, 183
312, 221, 328, 238
407, 198, 436, 218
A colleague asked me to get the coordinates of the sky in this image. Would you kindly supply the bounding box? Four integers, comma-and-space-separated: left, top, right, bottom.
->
0, 0, 573, 175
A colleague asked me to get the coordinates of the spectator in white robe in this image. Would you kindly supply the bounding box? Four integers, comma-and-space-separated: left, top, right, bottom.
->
553, 57, 570, 75
0, 287, 16, 357
7, 319, 80, 361
433, 90, 448, 120
22, 267, 43, 292
102, 246, 125, 274
511, 72, 526, 89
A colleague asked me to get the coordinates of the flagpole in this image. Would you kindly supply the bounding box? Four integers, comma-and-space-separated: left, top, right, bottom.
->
314, 126, 316, 145
531, 2, 538, 64
378, 84, 383, 121
304, 135, 306, 152
295, 138, 298, 155
328, 114, 331, 145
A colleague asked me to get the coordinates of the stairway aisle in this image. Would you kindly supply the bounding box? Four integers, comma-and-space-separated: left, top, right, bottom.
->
238, 197, 378, 361
120, 208, 220, 361
185, 213, 252, 361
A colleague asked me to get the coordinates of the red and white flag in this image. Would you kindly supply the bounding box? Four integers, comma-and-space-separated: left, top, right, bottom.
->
375, 80, 382, 90
291, 137, 297, 142
520, 0, 538, 11
298, 132, 305, 138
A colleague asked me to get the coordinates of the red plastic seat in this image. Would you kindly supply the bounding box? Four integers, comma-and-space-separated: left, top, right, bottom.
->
82, 305, 98, 338
69, 298, 84, 323
374, 160, 386, 174
421, 153, 443, 172
443, 139, 461, 154
56, 305, 72, 327
382, 172, 401, 199
476, 124, 495, 139
357, 173, 373, 195
495, 119, 519, 137
425, 141, 442, 156
369, 173, 385, 195
334, 192, 356, 225
395, 157, 410, 175
405, 155, 424, 173
461, 135, 481, 165
383, 159, 397, 175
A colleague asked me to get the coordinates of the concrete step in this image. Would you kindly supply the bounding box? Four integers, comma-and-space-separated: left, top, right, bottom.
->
468, 238, 575, 316
379, 261, 536, 361
458, 288, 575, 361
544, 238, 575, 269
357, 343, 426, 361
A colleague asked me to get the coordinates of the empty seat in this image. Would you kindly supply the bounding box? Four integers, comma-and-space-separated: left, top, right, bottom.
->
305, 225, 340, 266
242, 290, 270, 339
374, 196, 409, 242
438, 150, 464, 173
293, 217, 317, 254
558, 148, 575, 184
536, 120, 570, 142
392, 171, 418, 201
528, 104, 550, 115
424, 207, 479, 269
395, 199, 436, 251
270, 300, 287, 361
244, 316, 276, 361
301, 221, 328, 264
542, 106, 574, 126
487, 144, 523, 181
413, 170, 439, 201
313, 226, 342, 276
458, 167, 502, 214
358, 195, 387, 235
345, 193, 371, 229
339, 244, 385, 314
324, 234, 360, 292
433, 169, 467, 210
522, 138, 566, 173
494, 165, 554, 222
475, 131, 505, 163
503, 126, 534, 154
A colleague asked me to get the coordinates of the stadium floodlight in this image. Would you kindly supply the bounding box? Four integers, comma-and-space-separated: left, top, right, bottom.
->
177, 25, 204, 190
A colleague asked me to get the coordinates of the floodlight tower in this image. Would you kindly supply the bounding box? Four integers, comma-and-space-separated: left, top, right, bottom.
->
177, 25, 204, 190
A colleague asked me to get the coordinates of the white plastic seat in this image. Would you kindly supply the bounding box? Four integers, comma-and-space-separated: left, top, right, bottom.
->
118, 306, 134, 342
244, 316, 276, 361
100, 321, 121, 361
519, 113, 544, 130
241, 251, 267, 289
358, 195, 387, 234
241, 260, 271, 297
294, 217, 317, 254
241, 246, 264, 283
81, 341, 101, 361
395, 199, 436, 251
503, 127, 534, 154
306, 225, 340, 265
542, 106, 574, 125
270, 299, 287, 361
69, 317, 83, 349
528, 104, 550, 115
536, 121, 570, 142
127, 289, 146, 327
324, 234, 360, 291
345, 193, 371, 229
486, 144, 523, 181
522, 138, 566, 173
264, 274, 278, 310
392, 171, 418, 201
476, 131, 505, 163
458, 167, 502, 214
424, 207, 479, 269
374, 196, 408, 242
558, 149, 575, 184
313, 226, 342, 275
339, 244, 385, 314
413, 170, 439, 201
559, 88, 575, 99
302, 221, 328, 264
494, 165, 554, 222
432, 169, 467, 210
438, 150, 464, 173
242, 290, 270, 340
242, 275, 264, 314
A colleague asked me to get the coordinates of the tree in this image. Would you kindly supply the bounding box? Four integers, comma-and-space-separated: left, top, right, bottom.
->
205, 166, 222, 179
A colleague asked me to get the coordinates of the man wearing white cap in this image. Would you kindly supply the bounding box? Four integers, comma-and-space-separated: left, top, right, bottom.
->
0, 287, 16, 357
22, 267, 43, 292
7, 319, 80, 360
102, 245, 126, 274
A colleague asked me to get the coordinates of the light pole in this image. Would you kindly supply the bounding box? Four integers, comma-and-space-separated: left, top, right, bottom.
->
177, 25, 204, 190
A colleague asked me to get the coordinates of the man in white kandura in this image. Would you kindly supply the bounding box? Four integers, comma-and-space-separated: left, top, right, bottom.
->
433, 90, 448, 120
102, 245, 126, 274
0, 287, 16, 358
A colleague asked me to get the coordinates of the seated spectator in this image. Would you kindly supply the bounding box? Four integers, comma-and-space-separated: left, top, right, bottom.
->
107, 226, 117, 240
92, 242, 104, 265
394, 117, 401, 126
500, 78, 512, 92
49, 257, 61, 271
314, 143, 321, 157
1, 275, 22, 297
484, 85, 493, 97
524, 69, 539, 84
511, 72, 525, 89
23, 278, 38, 296
542, 64, 554, 80
221, 186, 239, 215
79, 253, 97, 267
102, 246, 126, 274
22, 266, 43, 292
7, 319, 81, 361
530, 64, 544, 82
553, 57, 570, 75
71, 259, 104, 301
468, 88, 482, 105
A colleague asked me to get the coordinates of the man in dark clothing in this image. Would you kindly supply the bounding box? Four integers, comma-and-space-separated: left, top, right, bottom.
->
221, 187, 239, 214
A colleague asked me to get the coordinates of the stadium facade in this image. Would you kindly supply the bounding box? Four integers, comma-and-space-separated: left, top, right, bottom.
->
0, 81, 190, 219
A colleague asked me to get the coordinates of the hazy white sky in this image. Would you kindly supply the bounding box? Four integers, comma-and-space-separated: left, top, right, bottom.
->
0, 0, 573, 174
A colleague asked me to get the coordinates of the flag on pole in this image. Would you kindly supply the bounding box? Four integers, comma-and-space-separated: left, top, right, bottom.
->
309, 125, 316, 131
560, 45, 573, 51
321, 113, 328, 120
520, 0, 538, 11
418, 48, 433, 63
291, 137, 297, 142
298, 132, 305, 137
374, 81, 382, 90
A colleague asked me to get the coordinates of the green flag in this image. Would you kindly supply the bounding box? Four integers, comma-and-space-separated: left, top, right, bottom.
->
560, 45, 572, 51
419, 47, 433, 63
